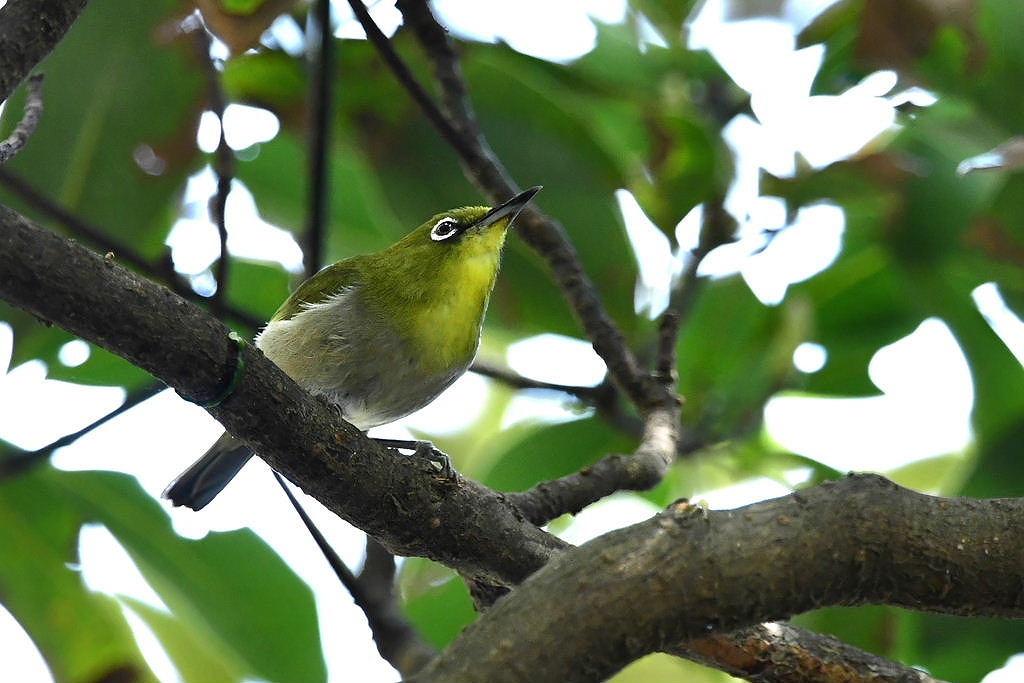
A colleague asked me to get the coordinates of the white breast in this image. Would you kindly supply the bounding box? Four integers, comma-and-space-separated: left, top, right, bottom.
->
255, 287, 467, 430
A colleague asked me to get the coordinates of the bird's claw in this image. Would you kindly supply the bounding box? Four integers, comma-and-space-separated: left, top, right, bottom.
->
374, 437, 458, 482
412, 440, 457, 481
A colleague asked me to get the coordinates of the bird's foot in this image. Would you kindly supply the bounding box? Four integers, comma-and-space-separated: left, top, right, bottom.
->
374, 438, 458, 481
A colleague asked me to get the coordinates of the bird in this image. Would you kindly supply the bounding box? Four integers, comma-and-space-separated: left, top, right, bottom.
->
164, 186, 541, 510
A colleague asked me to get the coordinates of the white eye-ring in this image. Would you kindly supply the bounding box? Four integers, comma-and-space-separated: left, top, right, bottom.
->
430, 217, 460, 242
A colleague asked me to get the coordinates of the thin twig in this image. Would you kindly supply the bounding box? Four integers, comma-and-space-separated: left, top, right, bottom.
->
193, 22, 237, 315
472, 360, 644, 438
305, 0, 335, 276
470, 359, 601, 401
656, 195, 735, 381
0, 382, 165, 479
505, 404, 678, 526
0, 73, 44, 164
345, 0, 502, 181
273, 472, 437, 676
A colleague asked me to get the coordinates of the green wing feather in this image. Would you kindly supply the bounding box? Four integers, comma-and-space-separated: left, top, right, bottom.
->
269, 258, 367, 323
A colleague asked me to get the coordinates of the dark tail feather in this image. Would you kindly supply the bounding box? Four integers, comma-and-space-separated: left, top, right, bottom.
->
163, 432, 254, 511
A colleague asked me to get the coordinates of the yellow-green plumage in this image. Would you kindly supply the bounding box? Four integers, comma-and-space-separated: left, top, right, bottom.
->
255, 205, 509, 427
164, 188, 540, 510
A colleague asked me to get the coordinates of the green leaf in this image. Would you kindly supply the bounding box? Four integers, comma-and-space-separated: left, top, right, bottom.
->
233, 129, 402, 268
481, 416, 635, 493
628, 0, 701, 46
52, 469, 328, 683
400, 559, 476, 648
0, 466, 326, 683
676, 276, 806, 440
0, 0, 203, 257
0, 467, 155, 683
224, 259, 292, 322
222, 51, 307, 127
45, 341, 152, 389
122, 597, 242, 683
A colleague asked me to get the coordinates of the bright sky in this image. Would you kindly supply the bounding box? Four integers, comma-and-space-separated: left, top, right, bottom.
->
3, 1, 1024, 681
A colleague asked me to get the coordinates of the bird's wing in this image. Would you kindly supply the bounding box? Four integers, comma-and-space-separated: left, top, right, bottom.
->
269, 258, 366, 323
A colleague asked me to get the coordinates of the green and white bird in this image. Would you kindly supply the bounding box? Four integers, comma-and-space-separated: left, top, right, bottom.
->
165, 186, 541, 510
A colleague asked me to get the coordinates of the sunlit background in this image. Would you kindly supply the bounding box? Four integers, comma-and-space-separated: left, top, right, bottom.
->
3, 0, 1024, 680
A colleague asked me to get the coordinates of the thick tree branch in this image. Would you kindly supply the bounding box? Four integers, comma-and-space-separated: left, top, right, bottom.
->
0, 206, 998, 682
680, 622, 942, 683
0, 203, 566, 587
0, 0, 87, 103
410, 475, 1023, 682
0, 167, 264, 331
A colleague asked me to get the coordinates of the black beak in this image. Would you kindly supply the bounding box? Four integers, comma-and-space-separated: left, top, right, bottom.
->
475, 186, 542, 229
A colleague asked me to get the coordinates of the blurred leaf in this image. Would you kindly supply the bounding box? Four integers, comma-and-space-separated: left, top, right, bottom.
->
53, 469, 327, 683
629, 0, 699, 46
481, 417, 635, 493
631, 112, 721, 238
0, 466, 326, 683
612, 652, 736, 683
794, 243, 917, 395
46, 342, 152, 389
400, 559, 476, 648
0, 0, 203, 257
224, 259, 292, 321
852, 0, 979, 75
123, 597, 241, 683
198, 0, 298, 54
676, 276, 805, 440
914, 613, 1024, 682
794, 605, 913, 669
233, 129, 402, 268
0, 467, 155, 683
797, 605, 1024, 683
884, 452, 968, 494
222, 51, 308, 127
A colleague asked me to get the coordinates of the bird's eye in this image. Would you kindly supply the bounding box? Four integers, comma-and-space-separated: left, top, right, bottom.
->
430, 217, 460, 242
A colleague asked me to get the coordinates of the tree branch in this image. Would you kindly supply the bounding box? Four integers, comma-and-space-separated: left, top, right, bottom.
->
410, 475, 1022, 682
0, 202, 566, 587
0, 205, 1000, 682
192, 22, 236, 316
0, 73, 44, 164
0, 167, 264, 331
304, 0, 334, 277
0, 381, 164, 479
357, 538, 438, 676
679, 622, 943, 683
0, 0, 87, 103
506, 404, 678, 526
274, 474, 436, 676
